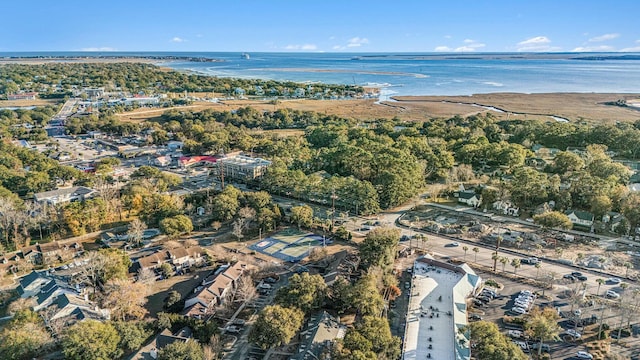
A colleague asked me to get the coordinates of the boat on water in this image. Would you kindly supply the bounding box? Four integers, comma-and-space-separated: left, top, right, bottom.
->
241, 53, 250, 60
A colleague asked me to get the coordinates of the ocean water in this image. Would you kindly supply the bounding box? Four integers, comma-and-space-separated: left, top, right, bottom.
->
4, 52, 640, 96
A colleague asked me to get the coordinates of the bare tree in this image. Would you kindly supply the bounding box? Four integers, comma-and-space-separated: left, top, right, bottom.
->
203, 334, 223, 360
127, 219, 147, 247
232, 221, 244, 240
137, 267, 156, 284
184, 239, 199, 248
163, 240, 181, 249
101, 279, 148, 321
7, 297, 36, 315
235, 277, 257, 304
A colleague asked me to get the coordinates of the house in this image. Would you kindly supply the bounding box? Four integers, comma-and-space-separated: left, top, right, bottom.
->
130, 327, 193, 360
492, 200, 519, 217
602, 212, 626, 232
182, 261, 250, 317
34, 186, 97, 205
7, 92, 38, 100
293, 312, 347, 360
154, 155, 172, 167
167, 141, 184, 152
565, 210, 595, 228
131, 246, 206, 273
179, 155, 218, 168
17, 271, 109, 324
456, 190, 481, 207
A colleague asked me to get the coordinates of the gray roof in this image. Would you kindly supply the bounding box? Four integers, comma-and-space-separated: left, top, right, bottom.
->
458, 191, 478, 200
566, 209, 594, 221
34, 186, 95, 201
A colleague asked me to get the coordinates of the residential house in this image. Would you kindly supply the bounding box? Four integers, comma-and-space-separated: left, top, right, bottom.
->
456, 190, 481, 207
167, 141, 184, 152
182, 262, 250, 318
154, 155, 172, 167
565, 210, 595, 229
293, 312, 347, 360
602, 212, 626, 232
7, 92, 38, 100
131, 327, 193, 360
492, 200, 519, 217
17, 271, 109, 324
131, 246, 206, 273
34, 186, 97, 205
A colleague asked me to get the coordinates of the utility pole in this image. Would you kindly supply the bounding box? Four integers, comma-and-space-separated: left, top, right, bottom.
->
331, 189, 337, 230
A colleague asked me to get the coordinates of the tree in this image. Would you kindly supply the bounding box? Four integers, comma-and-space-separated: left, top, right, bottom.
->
62, 320, 121, 360
249, 305, 304, 350
127, 218, 147, 247
0, 310, 54, 360
535, 262, 542, 280
524, 307, 562, 356
78, 249, 131, 291
492, 252, 500, 273
235, 277, 258, 304
160, 215, 193, 238
290, 205, 314, 229
112, 321, 152, 354
596, 278, 605, 296
349, 274, 385, 316
160, 263, 174, 278
623, 262, 633, 277
472, 247, 480, 262
590, 195, 612, 220
101, 279, 148, 321
335, 316, 401, 360
359, 227, 400, 270
552, 151, 585, 174
275, 272, 327, 314
158, 340, 204, 360
469, 321, 527, 360
511, 258, 521, 274
533, 211, 573, 230
500, 257, 508, 273
165, 290, 183, 312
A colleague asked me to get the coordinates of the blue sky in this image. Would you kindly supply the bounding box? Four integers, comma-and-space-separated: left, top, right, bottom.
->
2, 0, 640, 52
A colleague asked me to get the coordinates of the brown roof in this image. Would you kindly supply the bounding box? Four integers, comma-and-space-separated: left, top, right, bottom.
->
207, 274, 233, 298
182, 302, 209, 318
38, 242, 62, 254
167, 248, 189, 260
223, 262, 249, 282
136, 254, 164, 269
186, 246, 204, 257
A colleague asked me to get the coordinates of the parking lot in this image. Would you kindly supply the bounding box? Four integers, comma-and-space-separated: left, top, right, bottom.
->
468, 269, 609, 359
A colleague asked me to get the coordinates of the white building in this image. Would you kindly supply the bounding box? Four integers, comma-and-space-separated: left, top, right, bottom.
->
456, 191, 481, 207
34, 186, 97, 205
565, 210, 594, 228
403, 256, 481, 360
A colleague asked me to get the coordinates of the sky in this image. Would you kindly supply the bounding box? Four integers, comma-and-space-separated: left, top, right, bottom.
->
2, 0, 640, 53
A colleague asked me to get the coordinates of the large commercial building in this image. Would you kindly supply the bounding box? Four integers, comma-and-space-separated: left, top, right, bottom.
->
403, 255, 481, 360
218, 154, 271, 180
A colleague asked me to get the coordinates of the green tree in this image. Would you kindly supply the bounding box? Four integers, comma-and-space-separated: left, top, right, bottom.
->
472, 247, 480, 262
62, 320, 121, 360
590, 195, 612, 220
524, 307, 562, 356
596, 278, 605, 296
463, 246, 469, 261
275, 272, 327, 314
160, 263, 174, 278
335, 316, 401, 360
160, 215, 194, 238
533, 211, 573, 230
158, 340, 204, 360
552, 151, 585, 174
511, 258, 521, 274
290, 205, 314, 229
0, 310, 54, 360
469, 321, 527, 360
112, 321, 152, 354
359, 227, 400, 270
349, 274, 385, 316
249, 305, 304, 350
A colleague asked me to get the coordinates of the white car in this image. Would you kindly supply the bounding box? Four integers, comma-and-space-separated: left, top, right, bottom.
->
576, 351, 594, 359
513, 340, 528, 352
511, 306, 527, 315
573, 309, 582, 317
605, 290, 620, 299
565, 329, 582, 339
508, 330, 524, 338
450, 242, 460, 247
607, 277, 622, 285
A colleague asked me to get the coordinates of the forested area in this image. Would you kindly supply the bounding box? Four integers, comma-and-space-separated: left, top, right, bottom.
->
0, 63, 363, 98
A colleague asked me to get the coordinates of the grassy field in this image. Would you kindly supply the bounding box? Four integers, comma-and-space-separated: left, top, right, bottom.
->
0, 99, 60, 107
115, 92, 640, 124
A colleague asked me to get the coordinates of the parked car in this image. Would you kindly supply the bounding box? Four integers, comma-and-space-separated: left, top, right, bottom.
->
563, 274, 577, 282
576, 351, 594, 359
447, 242, 460, 247
473, 299, 485, 307
511, 306, 527, 315
405, 281, 411, 289
607, 277, 622, 285
565, 329, 582, 339
513, 340, 529, 353
477, 296, 492, 303
522, 257, 540, 265
225, 325, 242, 334
606, 290, 620, 299
531, 343, 550, 352
508, 330, 524, 338
573, 309, 582, 317
469, 314, 482, 321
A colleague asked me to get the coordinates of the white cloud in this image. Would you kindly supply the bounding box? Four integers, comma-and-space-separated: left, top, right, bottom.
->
589, 33, 619, 42
516, 36, 560, 51
620, 46, 640, 52
572, 45, 615, 52
435, 39, 485, 52
284, 44, 318, 50
347, 37, 369, 48
80, 47, 116, 51
463, 39, 475, 44
171, 37, 186, 43
434, 46, 452, 52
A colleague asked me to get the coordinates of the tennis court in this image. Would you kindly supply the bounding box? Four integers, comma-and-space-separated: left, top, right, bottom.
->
249, 228, 327, 262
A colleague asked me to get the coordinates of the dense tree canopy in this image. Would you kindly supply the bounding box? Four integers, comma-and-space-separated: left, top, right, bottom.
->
275, 272, 327, 314
469, 321, 527, 360
249, 305, 304, 350
62, 320, 121, 360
